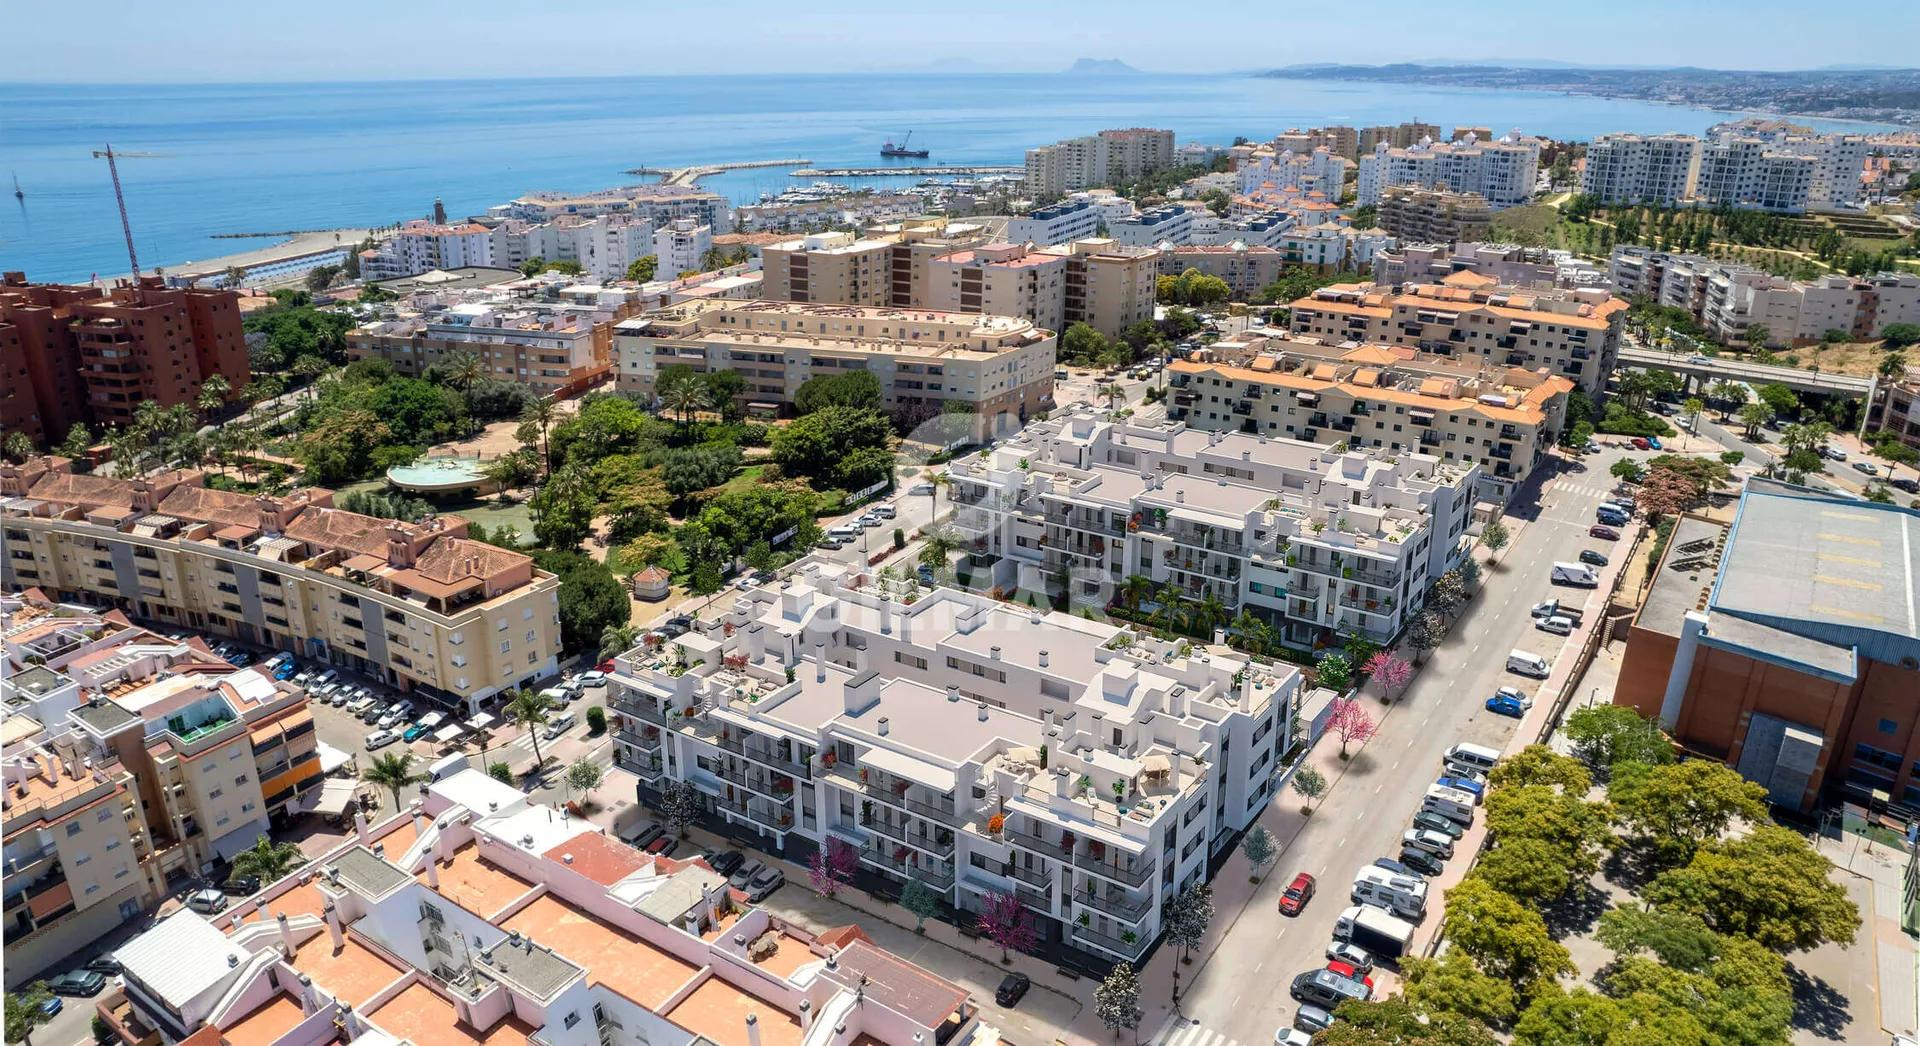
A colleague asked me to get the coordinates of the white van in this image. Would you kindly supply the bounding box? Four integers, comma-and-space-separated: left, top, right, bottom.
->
1550, 562, 1599, 587
1421, 784, 1477, 827
1443, 742, 1501, 775
544, 711, 576, 740
538, 686, 569, 706
1351, 867, 1427, 920
1506, 649, 1551, 678
429, 753, 471, 782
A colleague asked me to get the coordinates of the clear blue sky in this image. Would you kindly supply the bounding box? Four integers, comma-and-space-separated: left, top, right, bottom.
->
6, 0, 1914, 81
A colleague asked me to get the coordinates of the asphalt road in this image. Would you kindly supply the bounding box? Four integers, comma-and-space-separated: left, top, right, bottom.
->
1174, 448, 1632, 1045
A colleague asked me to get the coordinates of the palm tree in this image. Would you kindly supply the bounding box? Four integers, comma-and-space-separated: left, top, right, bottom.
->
521, 398, 559, 476
657, 369, 710, 425
599, 623, 639, 661
197, 374, 232, 415
928, 472, 951, 523
230, 834, 307, 885
364, 752, 423, 814
291, 355, 329, 404
1152, 584, 1184, 633
1119, 574, 1154, 613
446, 352, 486, 435
507, 688, 554, 772
1192, 590, 1229, 637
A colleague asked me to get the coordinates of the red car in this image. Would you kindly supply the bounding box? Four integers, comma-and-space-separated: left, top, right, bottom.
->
1631, 437, 1651, 450
595, 658, 616, 673
1589, 524, 1621, 540
1278, 872, 1316, 916
1325, 960, 1375, 990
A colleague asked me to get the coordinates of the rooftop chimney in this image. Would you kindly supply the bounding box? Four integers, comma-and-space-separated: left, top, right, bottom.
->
878, 717, 890, 736
977, 702, 989, 722
1038, 650, 1049, 668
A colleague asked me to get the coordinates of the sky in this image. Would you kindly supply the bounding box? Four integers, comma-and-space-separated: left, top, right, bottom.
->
5, 0, 1915, 81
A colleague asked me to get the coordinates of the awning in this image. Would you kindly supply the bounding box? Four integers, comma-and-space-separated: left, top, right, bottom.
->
1140, 753, 1172, 774
858, 746, 957, 794
209, 819, 270, 862
433, 723, 464, 743
418, 712, 446, 730
313, 778, 358, 818
465, 712, 496, 731
316, 740, 353, 775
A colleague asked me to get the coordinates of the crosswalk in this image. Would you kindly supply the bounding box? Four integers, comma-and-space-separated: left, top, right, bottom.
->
1549, 479, 1615, 501
1147, 1014, 1248, 1046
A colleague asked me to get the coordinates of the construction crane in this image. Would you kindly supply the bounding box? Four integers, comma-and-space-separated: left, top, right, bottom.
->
91, 145, 163, 282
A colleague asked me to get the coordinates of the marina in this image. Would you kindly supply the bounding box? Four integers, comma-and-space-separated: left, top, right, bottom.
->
622, 158, 811, 185
789, 164, 1024, 177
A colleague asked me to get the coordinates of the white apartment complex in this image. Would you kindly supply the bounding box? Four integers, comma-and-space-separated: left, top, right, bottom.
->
653, 218, 715, 278
1024, 128, 1177, 198
497, 184, 733, 233
346, 291, 622, 397
361, 221, 498, 281
1373, 243, 1565, 289
1233, 147, 1351, 200
1580, 134, 1704, 207
1005, 198, 1107, 246
945, 409, 1479, 646
1609, 248, 1920, 345
1107, 205, 1195, 247
1581, 131, 1870, 213
608, 559, 1303, 965
1356, 134, 1541, 210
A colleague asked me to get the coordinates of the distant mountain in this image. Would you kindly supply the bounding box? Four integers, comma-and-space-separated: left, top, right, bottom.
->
1065, 58, 1142, 76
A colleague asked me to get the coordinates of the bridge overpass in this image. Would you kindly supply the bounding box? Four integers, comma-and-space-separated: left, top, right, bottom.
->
1618, 346, 1873, 398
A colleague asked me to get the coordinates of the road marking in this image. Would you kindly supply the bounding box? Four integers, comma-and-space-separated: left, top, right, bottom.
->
1374, 783, 1384, 794
1337, 837, 1347, 849
1390, 758, 1400, 770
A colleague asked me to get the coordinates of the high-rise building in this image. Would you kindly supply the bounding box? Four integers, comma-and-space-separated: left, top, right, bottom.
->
1695, 137, 1817, 213
652, 218, 714, 278
1374, 186, 1494, 244
1024, 128, 1176, 198
1356, 134, 1542, 210
0, 274, 249, 442
758, 218, 994, 310
1581, 131, 1868, 213
1580, 133, 1704, 206
1358, 123, 1444, 153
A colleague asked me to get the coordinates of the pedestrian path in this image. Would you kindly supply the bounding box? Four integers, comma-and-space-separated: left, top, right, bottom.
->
1147, 1013, 1250, 1046
1549, 479, 1616, 501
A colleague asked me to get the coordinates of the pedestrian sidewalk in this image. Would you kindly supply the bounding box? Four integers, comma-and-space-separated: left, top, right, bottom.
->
1817, 830, 1918, 1040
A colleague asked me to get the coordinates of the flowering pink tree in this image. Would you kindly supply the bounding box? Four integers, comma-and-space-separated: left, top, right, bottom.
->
1328, 698, 1379, 759
808, 838, 858, 898
1362, 651, 1414, 699
976, 890, 1038, 964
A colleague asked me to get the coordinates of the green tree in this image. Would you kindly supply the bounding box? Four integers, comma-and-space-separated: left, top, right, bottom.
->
1742, 322, 1770, 348
654, 365, 712, 423
1058, 321, 1111, 365
1736, 400, 1773, 439
1487, 745, 1591, 793
1610, 759, 1769, 864
487, 761, 515, 785
529, 462, 596, 549
769, 406, 891, 479
661, 444, 742, 505
196, 373, 233, 414
1407, 612, 1446, 663
625, 255, 658, 283
1483, 785, 1615, 897
599, 623, 639, 661
1240, 824, 1277, 879
507, 688, 554, 771
1511, 986, 1710, 1045
57, 424, 94, 461
1756, 383, 1799, 418
365, 752, 423, 812
584, 705, 606, 734
702, 370, 748, 422
900, 878, 941, 933
1092, 961, 1141, 1039
1610, 458, 1645, 484
566, 757, 604, 801
1563, 704, 1673, 777
1595, 907, 1722, 973
1, 431, 34, 464
5, 983, 56, 1046
1401, 952, 1517, 1026
1479, 519, 1510, 560
1320, 999, 1498, 1046
230, 834, 307, 885
1291, 764, 1328, 813
1644, 825, 1860, 951
532, 550, 632, 655
1442, 877, 1575, 996
1315, 650, 1353, 691
794, 370, 883, 414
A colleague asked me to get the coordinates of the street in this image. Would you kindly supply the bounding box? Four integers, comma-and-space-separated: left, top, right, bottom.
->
1164, 448, 1633, 1045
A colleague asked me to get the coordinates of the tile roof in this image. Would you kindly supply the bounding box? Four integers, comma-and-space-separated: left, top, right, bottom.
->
26, 471, 138, 510
157, 485, 262, 530
285, 506, 396, 558
412, 538, 531, 585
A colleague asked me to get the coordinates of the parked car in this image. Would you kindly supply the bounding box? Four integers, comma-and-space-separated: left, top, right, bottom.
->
816, 536, 845, 550
871, 505, 896, 519
645, 836, 680, 857
1823, 446, 1847, 461
186, 888, 229, 914
577, 670, 607, 689
36, 997, 61, 1019
1646, 437, 1662, 451
365, 729, 399, 750
704, 850, 746, 877
1324, 941, 1374, 974
622, 820, 665, 851
1589, 524, 1621, 540
1325, 961, 1374, 990
1486, 694, 1527, 718
1278, 872, 1317, 916
1535, 614, 1574, 635
403, 722, 433, 742
995, 972, 1032, 1007
1372, 857, 1420, 878
728, 860, 767, 892
743, 866, 784, 901
1436, 776, 1485, 799
1579, 549, 1609, 567
1631, 437, 1651, 450
1397, 848, 1445, 877
47, 970, 107, 997
1293, 1005, 1334, 1034
909, 482, 934, 496
83, 957, 122, 976
1893, 478, 1919, 494
377, 709, 407, 730
1410, 811, 1466, 839
222, 874, 261, 896
1853, 461, 1879, 476
1402, 828, 1455, 859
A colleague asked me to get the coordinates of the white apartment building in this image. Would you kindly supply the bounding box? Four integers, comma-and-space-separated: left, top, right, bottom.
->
608, 559, 1302, 965
1695, 137, 1817, 214
1610, 248, 1920, 345
1356, 134, 1542, 210
1024, 128, 1177, 198
498, 184, 733, 233
361, 221, 498, 281
518, 214, 656, 282
1580, 134, 1703, 206
1234, 147, 1351, 200
944, 409, 1479, 646
347, 296, 616, 397
1107, 204, 1195, 247
1005, 198, 1105, 246
1374, 243, 1563, 289
1276, 222, 1396, 273
1185, 211, 1296, 249
654, 218, 715, 278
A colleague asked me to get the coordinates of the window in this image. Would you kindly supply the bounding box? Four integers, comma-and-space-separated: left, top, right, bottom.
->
563, 1014, 580, 1030
1879, 718, 1899, 735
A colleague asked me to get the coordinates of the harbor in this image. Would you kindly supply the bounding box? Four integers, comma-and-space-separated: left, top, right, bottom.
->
622, 158, 810, 185
789, 164, 1024, 177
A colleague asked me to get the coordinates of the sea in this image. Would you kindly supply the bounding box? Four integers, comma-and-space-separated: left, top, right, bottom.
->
0, 72, 1901, 283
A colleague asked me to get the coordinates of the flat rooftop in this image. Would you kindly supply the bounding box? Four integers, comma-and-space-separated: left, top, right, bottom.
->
367, 982, 534, 1046
661, 977, 803, 1046
222, 995, 307, 1046
425, 844, 536, 919
291, 935, 405, 1008
500, 894, 697, 1009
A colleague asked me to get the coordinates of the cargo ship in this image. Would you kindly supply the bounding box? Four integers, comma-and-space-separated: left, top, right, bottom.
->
880, 132, 929, 159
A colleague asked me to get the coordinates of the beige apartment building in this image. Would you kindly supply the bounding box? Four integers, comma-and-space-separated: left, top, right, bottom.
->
927, 244, 1068, 335
759, 218, 994, 310
1288, 272, 1628, 395
1057, 239, 1159, 336
613, 299, 1057, 429
1024, 128, 1176, 198
1168, 334, 1572, 501
1158, 245, 1290, 299
0, 461, 562, 712
1375, 186, 1493, 244
346, 302, 616, 399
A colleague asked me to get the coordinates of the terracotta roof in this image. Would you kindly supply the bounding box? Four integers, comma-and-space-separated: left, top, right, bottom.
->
813, 925, 874, 950
1171, 356, 1572, 425
634, 566, 671, 585
285, 507, 395, 558
157, 485, 261, 529
542, 832, 646, 887
26, 471, 138, 510
412, 538, 530, 585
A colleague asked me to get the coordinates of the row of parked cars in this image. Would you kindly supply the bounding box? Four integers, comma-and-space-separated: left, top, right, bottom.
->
1275, 742, 1493, 1041
818, 502, 897, 549
617, 820, 787, 900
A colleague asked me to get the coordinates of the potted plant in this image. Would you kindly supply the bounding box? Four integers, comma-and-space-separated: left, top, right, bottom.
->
1122, 930, 1138, 945
986, 813, 1005, 835
858, 767, 870, 784
1078, 912, 1091, 927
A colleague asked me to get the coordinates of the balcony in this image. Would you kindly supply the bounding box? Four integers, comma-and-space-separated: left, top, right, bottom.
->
862, 815, 955, 858
611, 694, 670, 727
1072, 921, 1150, 959
718, 735, 813, 779
1003, 824, 1061, 857
718, 798, 794, 833
1006, 862, 1053, 889
908, 862, 956, 892
1072, 885, 1153, 923
717, 763, 795, 803
1015, 884, 1053, 912
614, 726, 662, 753
1073, 851, 1155, 887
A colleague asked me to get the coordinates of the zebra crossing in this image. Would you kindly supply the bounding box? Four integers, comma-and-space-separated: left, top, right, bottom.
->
1147, 1014, 1248, 1046
1549, 479, 1615, 501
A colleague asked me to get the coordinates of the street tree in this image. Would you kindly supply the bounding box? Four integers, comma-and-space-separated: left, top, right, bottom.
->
660, 779, 702, 839
1487, 745, 1591, 794
4, 983, 55, 1046
1241, 825, 1277, 880
1594, 907, 1721, 973
1315, 651, 1353, 691
1317, 999, 1497, 1046
1477, 836, 1583, 902
1479, 519, 1510, 561
1407, 612, 1446, 663
1563, 705, 1672, 777
1327, 698, 1378, 759
1093, 961, 1142, 1041
1429, 570, 1467, 618
1610, 759, 1769, 863
1442, 877, 1575, 996
1756, 383, 1799, 418
1644, 825, 1861, 951
566, 758, 604, 802
365, 752, 423, 813
1361, 651, 1413, 699
1736, 401, 1773, 439
899, 878, 940, 933
506, 688, 555, 771
807, 837, 858, 897
976, 890, 1038, 963
1682, 397, 1704, 431
1400, 951, 1518, 1027
1291, 764, 1328, 814
487, 762, 515, 785
1610, 458, 1646, 484
1163, 883, 1214, 964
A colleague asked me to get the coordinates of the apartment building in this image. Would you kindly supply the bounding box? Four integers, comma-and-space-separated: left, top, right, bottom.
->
1256, 127, 1360, 161
0, 460, 562, 712
757, 219, 999, 311
1373, 243, 1563, 289
484, 214, 656, 283
1359, 123, 1443, 152
1696, 137, 1817, 214
948, 409, 1477, 644
1613, 481, 1920, 813
1288, 274, 1628, 396
1185, 211, 1295, 249
926, 244, 1068, 335
613, 300, 1055, 429
1108, 204, 1195, 247
1024, 128, 1177, 198
1610, 249, 1920, 346
1055, 239, 1160, 337
1374, 186, 1493, 244
361, 221, 499, 280
1167, 333, 1566, 502
1356, 134, 1542, 210
734, 191, 927, 234
1275, 222, 1395, 273
1, 274, 250, 443
653, 218, 715, 278
1157, 245, 1289, 299
1580, 134, 1703, 206
608, 559, 1302, 966
498, 184, 733, 233
347, 297, 617, 398
1873, 376, 1920, 454
100, 768, 977, 1046
1005, 198, 1106, 246
1231, 146, 1351, 200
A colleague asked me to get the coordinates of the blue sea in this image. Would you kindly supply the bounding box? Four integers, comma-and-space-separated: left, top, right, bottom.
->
0, 73, 1899, 283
